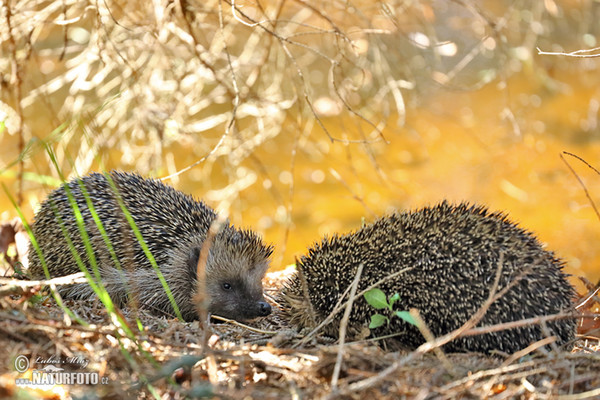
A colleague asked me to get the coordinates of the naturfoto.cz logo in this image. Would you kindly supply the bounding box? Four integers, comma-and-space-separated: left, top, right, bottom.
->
14, 355, 108, 386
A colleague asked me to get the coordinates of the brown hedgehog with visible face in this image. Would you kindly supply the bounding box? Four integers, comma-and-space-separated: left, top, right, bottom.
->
278, 202, 576, 353
28, 171, 273, 321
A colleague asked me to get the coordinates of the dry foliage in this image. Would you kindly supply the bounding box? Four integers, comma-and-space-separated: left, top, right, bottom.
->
0, 268, 598, 399
3, 0, 595, 192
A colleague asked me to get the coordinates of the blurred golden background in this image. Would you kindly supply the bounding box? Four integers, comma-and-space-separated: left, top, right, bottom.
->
1, 0, 599, 286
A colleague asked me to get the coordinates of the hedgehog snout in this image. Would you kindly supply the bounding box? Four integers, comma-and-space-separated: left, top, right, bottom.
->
235, 295, 272, 319
257, 301, 271, 316
204, 274, 272, 321
236, 298, 271, 320
208, 296, 271, 321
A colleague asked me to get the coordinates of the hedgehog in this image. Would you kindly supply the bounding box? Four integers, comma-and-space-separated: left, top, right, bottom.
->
278, 202, 576, 353
27, 171, 273, 322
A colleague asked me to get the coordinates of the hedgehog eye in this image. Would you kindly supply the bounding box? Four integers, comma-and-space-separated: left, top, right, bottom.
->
222, 282, 232, 291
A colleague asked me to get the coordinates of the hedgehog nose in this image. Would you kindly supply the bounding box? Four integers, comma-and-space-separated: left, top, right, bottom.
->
257, 301, 271, 316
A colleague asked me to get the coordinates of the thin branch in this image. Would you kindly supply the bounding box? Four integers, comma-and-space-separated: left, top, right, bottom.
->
330, 262, 364, 390
295, 267, 414, 347
560, 152, 600, 223
4, 0, 26, 205
537, 46, 600, 58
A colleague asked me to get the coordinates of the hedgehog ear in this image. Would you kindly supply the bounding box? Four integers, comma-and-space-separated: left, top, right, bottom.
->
186, 247, 201, 277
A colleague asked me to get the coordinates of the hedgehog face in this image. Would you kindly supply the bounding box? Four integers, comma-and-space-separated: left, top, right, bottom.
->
204, 270, 271, 321
199, 229, 273, 321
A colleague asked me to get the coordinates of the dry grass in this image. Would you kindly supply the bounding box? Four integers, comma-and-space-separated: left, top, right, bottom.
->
0, 268, 598, 399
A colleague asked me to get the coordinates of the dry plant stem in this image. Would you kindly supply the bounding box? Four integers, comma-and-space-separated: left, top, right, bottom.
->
330, 62, 388, 144
296, 267, 414, 347
160, 132, 228, 180
569, 365, 576, 398
161, 0, 235, 181
194, 216, 225, 387
439, 359, 539, 392
408, 308, 455, 376
290, 0, 351, 45
1, 309, 106, 334
226, 1, 337, 63
296, 256, 318, 331
330, 262, 364, 390
4, 0, 26, 205
456, 355, 600, 398
209, 314, 278, 335
445, 0, 513, 92
0, 272, 88, 296
579, 276, 600, 298
561, 152, 600, 223
558, 387, 600, 400
218, 1, 240, 147
0, 272, 87, 287
0, 322, 34, 343
194, 213, 227, 352
341, 263, 575, 397
576, 286, 600, 310
537, 46, 600, 58
225, 0, 364, 144
333, 254, 506, 397
329, 168, 375, 217
281, 43, 335, 143
178, 1, 233, 97
277, 129, 300, 267
440, 256, 539, 345
460, 311, 582, 337
481, 336, 557, 395
584, 283, 600, 315
346, 119, 390, 182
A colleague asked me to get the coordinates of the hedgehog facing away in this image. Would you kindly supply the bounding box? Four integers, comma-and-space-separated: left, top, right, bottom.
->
27, 171, 273, 321
278, 202, 576, 353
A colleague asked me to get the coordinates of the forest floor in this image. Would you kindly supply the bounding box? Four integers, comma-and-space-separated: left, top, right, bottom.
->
0, 266, 599, 399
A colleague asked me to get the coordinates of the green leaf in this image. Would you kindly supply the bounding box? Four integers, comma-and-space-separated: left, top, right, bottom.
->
369, 313, 388, 329
395, 311, 417, 326
364, 288, 389, 310
388, 292, 400, 308
28, 294, 45, 305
